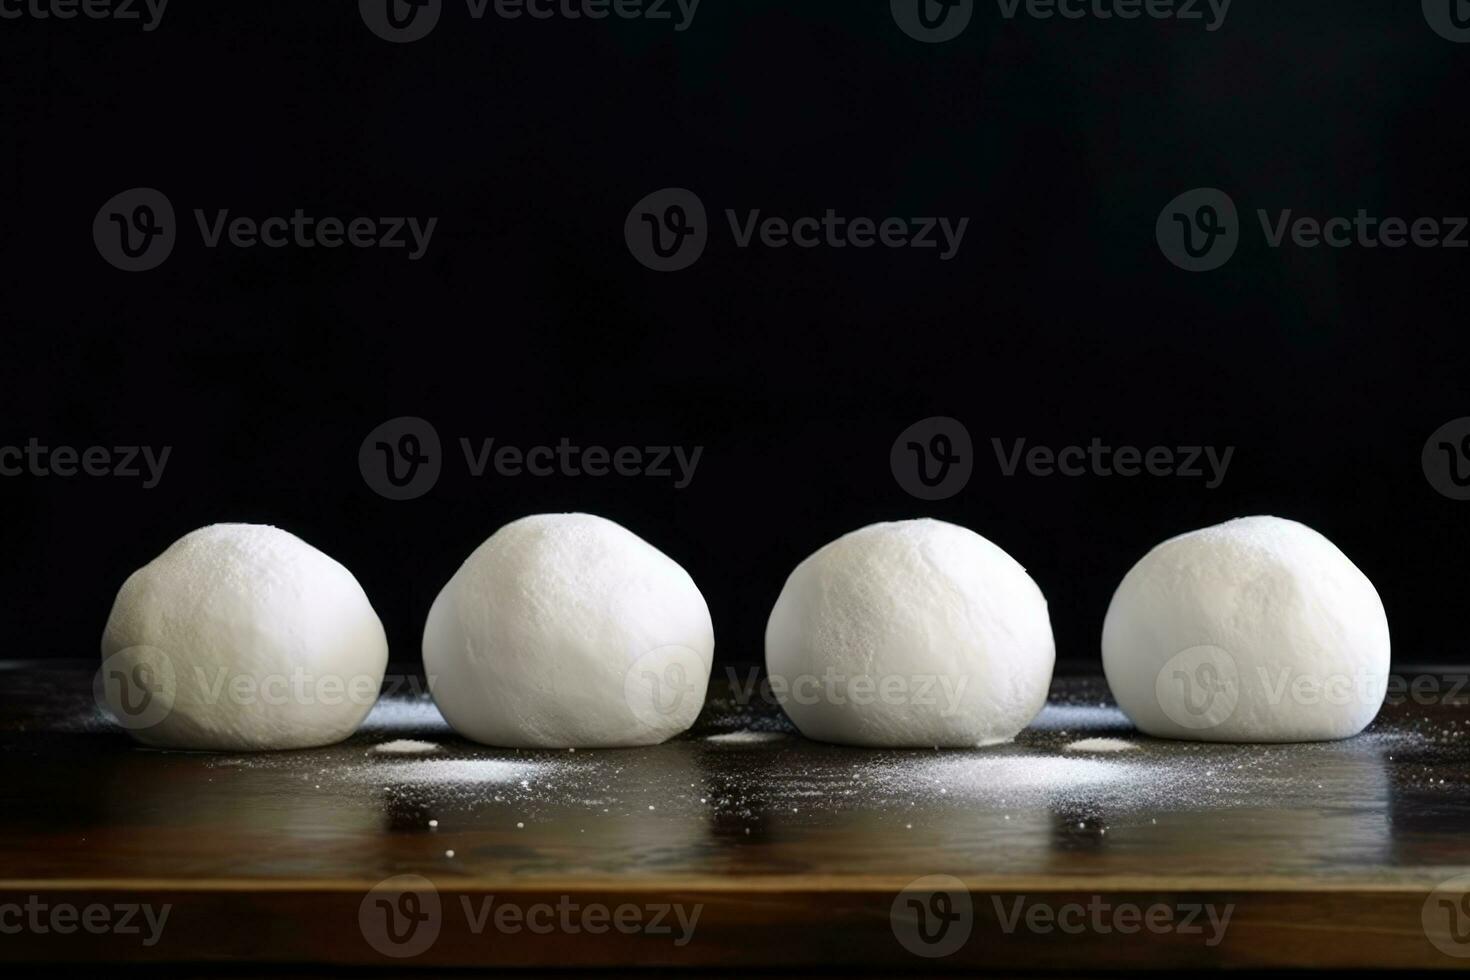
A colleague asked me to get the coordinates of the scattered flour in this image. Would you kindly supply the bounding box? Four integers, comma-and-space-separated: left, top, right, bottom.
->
706, 731, 788, 745
372, 739, 442, 755
1065, 738, 1139, 753
176, 671, 1414, 838
894, 754, 1139, 806
368, 759, 538, 786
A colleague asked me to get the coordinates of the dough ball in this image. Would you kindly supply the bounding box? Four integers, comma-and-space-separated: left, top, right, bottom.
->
423, 513, 714, 748
100, 524, 388, 751
1102, 516, 1390, 742
764, 519, 1055, 748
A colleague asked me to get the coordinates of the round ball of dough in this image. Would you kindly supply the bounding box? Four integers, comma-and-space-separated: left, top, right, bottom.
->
99, 524, 388, 751
423, 513, 714, 748
1102, 516, 1390, 742
764, 519, 1055, 748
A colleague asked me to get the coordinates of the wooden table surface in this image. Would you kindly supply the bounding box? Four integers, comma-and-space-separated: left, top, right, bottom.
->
3, 660, 1470, 972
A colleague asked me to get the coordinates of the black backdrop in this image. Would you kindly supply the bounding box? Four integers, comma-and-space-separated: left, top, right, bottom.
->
2, 1, 1466, 670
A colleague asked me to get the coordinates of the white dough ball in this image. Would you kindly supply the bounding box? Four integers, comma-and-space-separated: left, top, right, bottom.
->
1102, 516, 1390, 742
764, 519, 1055, 748
423, 513, 714, 748
100, 524, 388, 751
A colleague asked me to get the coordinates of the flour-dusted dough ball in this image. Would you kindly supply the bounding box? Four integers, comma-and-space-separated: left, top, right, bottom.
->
100, 524, 388, 751
423, 514, 714, 748
1103, 516, 1390, 742
764, 519, 1055, 748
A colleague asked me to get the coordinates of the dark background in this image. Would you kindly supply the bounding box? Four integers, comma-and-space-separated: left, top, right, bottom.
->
1, 2, 1465, 670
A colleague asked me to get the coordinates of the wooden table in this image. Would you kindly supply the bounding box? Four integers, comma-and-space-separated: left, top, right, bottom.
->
2, 660, 1469, 972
